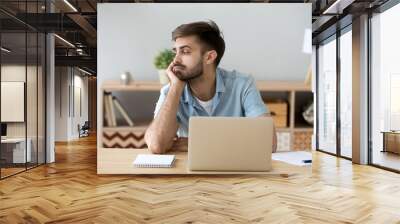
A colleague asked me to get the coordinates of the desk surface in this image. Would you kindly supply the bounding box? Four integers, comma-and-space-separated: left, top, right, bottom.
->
97, 148, 311, 175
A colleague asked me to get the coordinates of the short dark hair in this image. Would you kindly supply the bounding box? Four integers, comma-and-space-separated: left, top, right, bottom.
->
172, 20, 225, 66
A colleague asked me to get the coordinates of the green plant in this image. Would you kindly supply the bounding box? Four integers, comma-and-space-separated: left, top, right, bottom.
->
154, 49, 175, 70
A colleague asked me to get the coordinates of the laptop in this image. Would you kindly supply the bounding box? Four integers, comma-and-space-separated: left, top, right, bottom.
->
188, 117, 273, 172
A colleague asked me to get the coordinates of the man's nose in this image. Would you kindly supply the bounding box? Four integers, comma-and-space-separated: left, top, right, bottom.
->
173, 54, 182, 64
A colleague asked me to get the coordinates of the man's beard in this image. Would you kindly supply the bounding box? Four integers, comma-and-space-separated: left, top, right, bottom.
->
173, 61, 203, 81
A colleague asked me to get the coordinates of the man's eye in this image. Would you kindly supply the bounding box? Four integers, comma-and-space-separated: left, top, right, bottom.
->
182, 51, 190, 54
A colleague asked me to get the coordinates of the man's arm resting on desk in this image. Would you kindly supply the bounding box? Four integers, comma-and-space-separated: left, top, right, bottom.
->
171, 137, 188, 152
144, 83, 184, 154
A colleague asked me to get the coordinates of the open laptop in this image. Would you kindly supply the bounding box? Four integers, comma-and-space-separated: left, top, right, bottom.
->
188, 117, 273, 172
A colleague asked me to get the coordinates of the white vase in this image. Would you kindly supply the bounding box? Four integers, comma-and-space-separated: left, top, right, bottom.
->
158, 69, 169, 85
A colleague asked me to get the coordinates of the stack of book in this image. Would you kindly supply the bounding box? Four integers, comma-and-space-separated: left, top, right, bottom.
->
103, 92, 134, 127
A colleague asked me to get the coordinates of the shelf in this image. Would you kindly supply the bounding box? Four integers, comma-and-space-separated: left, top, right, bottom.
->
103, 123, 303, 132
101, 80, 163, 92
293, 127, 313, 132
101, 80, 310, 92
102, 120, 152, 131
256, 81, 310, 92
99, 79, 313, 153
294, 91, 313, 129
276, 128, 291, 132
102, 126, 147, 132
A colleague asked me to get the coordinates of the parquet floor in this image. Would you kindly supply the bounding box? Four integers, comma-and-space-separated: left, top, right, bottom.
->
1, 134, 400, 223
1, 167, 25, 178
372, 151, 400, 171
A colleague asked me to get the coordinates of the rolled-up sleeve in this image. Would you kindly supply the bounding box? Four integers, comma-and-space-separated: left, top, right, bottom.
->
153, 84, 182, 125
242, 76, 268, 117
154, 85, 169, 118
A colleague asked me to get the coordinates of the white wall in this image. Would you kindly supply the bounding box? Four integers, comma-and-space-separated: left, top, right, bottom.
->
55, 67, 68, 141
97, 3, 312, 129
55, 67, 89, 141
98, 3, 311, 82
72, 74, 89, 138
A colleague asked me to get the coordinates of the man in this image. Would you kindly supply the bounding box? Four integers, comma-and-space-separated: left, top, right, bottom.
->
145, 20, 277, 154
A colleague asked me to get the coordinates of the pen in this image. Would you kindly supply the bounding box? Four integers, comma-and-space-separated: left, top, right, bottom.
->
302, 159, 312, 163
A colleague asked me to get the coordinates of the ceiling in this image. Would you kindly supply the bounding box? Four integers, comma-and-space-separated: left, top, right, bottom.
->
0, 0, 391, 75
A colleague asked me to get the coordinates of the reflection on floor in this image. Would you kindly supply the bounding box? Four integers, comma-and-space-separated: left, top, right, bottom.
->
0, 163, 40, 178
373, 150, 400, 171
0, 167, 25, 177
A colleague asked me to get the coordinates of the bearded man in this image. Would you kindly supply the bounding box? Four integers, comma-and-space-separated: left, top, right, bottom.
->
145, 20, 277, 154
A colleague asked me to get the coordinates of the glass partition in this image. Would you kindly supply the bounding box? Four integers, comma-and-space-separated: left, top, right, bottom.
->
1, 31, 28, 177
27, 30, 38, 169
371, 3, 400, 171
339, 28, 352, 158
0, 1, 46, 179
317, 36, 337, 155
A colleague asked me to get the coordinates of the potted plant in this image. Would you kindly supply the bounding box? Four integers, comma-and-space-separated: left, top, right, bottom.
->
154, 49, 175, 84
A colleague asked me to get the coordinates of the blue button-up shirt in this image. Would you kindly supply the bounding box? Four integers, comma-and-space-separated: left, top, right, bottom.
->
154, 67, 268, 137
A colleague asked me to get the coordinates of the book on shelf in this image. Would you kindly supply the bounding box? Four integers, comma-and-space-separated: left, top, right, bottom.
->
103, 92, 112, 127
108, 94, 117, 126
112, 96, 134, 127
103, 92, 135, 127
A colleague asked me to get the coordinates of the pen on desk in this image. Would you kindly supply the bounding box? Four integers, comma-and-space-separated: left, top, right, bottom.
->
302, 159, 312, 164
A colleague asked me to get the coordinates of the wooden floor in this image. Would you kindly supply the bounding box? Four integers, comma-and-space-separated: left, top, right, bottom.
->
1, 167, 26, 178
1, 135, 400, 223
372, 150, 400, 171
1, 163, 45, 178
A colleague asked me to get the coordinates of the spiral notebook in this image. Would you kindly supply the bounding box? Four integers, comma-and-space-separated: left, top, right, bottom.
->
133, 154, 175, 168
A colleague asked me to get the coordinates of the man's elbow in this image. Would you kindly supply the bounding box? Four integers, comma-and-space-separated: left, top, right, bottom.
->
145, 132, 165, 154
148, 142, 166, 154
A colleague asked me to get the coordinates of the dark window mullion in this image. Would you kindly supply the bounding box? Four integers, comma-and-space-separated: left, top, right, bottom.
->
336, 28, 341, 157
367, 11, 373, 165
36, 2, 39, 168
316, 44, 320, 150
25, 0, 28, 171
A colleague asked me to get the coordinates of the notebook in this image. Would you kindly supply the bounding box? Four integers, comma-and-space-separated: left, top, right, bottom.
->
272, 151, 312, 166
133, 154, 175, 168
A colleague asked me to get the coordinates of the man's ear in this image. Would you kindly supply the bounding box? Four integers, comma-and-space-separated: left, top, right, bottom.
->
205, 50, 218, 65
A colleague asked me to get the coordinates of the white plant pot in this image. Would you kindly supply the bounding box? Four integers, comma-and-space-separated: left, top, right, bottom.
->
158, 69, 170, 85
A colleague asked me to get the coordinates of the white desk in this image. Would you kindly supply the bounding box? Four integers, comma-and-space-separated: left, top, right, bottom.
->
1, 138, 31, 163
